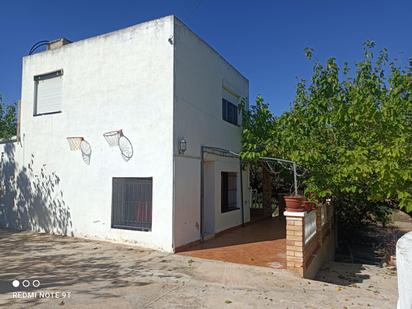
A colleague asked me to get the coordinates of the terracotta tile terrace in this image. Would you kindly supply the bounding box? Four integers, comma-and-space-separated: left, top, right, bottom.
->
178, 216, 286, 269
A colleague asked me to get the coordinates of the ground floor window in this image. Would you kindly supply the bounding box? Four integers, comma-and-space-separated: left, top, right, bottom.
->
112, 177, 152, 231
221, 172, 238, 213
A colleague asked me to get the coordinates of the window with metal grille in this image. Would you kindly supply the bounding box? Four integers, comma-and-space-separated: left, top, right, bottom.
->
111, 177, 152, 231
34, 70, 63, 115
222, 98, 238, 125
221, 172, 238, 213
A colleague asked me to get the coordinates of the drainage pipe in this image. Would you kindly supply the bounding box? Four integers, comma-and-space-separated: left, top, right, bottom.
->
200, 145, 205, 240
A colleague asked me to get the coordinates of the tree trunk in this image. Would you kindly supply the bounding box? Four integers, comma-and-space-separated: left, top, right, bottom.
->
262, 165, 272, 217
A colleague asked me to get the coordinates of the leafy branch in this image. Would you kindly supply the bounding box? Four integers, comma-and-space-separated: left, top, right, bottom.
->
241, 43, 412, 230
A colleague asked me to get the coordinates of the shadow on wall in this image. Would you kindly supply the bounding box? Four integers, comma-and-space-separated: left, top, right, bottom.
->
0, 142, 73, 236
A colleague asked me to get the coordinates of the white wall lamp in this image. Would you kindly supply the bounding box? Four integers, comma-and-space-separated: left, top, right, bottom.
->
178, 137, 187, 155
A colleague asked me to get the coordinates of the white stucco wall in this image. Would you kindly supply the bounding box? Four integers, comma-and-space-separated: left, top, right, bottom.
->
0, 16, 250, 252
1, 16, 175, 251
207, 156, 251, 234
173, 156, 201, 246
172, 18, 250, 248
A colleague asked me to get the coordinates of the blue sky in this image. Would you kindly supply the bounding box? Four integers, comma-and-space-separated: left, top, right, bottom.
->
0, 0, 411, 115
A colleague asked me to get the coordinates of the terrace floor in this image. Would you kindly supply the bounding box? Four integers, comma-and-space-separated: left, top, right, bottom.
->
178, 216, 287, 269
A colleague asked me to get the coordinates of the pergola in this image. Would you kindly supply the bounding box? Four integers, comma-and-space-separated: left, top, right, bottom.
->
200, 145, 299, 240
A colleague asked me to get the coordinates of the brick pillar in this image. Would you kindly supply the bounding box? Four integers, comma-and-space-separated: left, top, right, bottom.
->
285, 211, 305, 276
316, 206, 323, 247
262, 166, 272, 217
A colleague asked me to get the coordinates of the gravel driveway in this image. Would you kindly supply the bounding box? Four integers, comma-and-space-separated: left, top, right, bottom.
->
0, 229, 398, 308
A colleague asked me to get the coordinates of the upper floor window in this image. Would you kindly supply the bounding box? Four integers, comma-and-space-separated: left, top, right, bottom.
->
222, 98, 238, 126
34, 70, 63, 116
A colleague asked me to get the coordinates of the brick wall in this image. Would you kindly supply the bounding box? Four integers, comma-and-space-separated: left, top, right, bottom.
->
286, 214, 304, 275
284, 204, 335, 279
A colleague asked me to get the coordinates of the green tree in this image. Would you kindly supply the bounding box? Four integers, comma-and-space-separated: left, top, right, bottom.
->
0, 95, 17, 139
241, 42, 412, 230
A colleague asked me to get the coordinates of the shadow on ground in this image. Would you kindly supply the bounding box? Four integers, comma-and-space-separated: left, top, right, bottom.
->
0, 229, 399, 308
0, 229, 186, 307
314, 212, 411, 287
177, 216, 286, 269
178, 216, 286, 251
315, 262, 371, 286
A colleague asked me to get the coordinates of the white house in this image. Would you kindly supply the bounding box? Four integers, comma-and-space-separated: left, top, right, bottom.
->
0, 15, 250, 252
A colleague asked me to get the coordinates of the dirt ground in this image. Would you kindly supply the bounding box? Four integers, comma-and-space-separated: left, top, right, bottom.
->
0, 229, 398, 308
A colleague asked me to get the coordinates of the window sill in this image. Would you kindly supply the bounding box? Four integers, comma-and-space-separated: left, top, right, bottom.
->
222, 119, 240, 127
221, 207, 240, 214
111, 225, 151, 232
33, 111, 62, 117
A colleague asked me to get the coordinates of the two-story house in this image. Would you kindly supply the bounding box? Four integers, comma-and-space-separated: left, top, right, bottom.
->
0, 15, 250, 252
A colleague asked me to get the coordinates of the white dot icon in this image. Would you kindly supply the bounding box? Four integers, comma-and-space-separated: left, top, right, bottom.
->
12, 280, 20, 288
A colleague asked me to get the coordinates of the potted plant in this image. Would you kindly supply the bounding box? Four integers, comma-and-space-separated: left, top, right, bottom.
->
308, 192, 318, 210
302, 199, 311, 211
284, 195, 304, 212
310, 202, 317, 210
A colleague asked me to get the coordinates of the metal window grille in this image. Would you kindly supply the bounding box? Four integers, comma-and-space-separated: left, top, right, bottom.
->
112, 177, 152, 231
304, 210, 317, 245
222, 98, 238, 125
221, 172, 238, 213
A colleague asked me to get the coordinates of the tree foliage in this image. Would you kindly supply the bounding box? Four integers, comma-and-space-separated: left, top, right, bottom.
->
0, 95, 17, 139
241, 42, 412, 228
